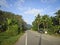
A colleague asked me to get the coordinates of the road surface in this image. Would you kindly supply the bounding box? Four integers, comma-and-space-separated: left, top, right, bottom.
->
14, 30, 60, 45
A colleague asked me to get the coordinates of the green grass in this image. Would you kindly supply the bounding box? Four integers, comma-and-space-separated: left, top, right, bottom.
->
50, 34, 60, 37
0, 24, 25, 45
0, 32, 24, 45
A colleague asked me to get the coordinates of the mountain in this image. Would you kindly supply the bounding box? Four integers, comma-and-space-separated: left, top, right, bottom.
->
26, 24, 32, 30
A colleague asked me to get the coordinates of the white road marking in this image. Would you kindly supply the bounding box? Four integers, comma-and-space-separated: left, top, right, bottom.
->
25, 32, 27, 45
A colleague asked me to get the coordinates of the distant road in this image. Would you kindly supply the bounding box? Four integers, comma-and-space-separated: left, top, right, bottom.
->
14, 30, 60, 45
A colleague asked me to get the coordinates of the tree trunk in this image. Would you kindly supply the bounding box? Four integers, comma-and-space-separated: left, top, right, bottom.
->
59, 18, 60, 25
38, 23, 39, 31
43, 22, 45, 30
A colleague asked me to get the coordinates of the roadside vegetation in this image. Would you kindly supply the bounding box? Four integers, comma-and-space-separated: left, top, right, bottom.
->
0, 10, 27, 45
32, 10, 60, 35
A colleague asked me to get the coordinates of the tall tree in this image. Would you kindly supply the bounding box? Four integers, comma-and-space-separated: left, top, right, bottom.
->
55, 10, 60, 25
32, 14, 41, 30
42, 15, 49, 30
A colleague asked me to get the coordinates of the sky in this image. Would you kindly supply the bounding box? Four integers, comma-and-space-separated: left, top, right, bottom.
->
0, 0, 60, 25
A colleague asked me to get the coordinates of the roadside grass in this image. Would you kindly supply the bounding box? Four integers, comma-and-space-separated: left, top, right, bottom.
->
47, 31, 60, 37
0, 32, 24, 45
32, 29, 60, 37
50, 34, 60, 37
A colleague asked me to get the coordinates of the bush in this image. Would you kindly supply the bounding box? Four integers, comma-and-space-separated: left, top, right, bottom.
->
6, 24, 18, 36
0, 34, 20, 45
0, 32, 24, 45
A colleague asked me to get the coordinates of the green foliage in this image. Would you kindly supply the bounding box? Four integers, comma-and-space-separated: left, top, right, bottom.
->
32, 9, 60, 34
32, 23, 38, 31
0, 33, 23, 45
32, 14, 41, 31
0, 10, 27, 33
0, 10, 27, 45
6, 24, 18, 36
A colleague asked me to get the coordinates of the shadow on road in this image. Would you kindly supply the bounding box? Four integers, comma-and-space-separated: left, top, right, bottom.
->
39, 34, 42, 45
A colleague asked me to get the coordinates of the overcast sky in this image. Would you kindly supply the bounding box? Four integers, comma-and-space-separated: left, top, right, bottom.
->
0, 0, 60, 25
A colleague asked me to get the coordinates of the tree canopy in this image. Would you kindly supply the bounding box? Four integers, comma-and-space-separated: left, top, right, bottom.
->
32, 10, 60, 34
0, 10, 27, 34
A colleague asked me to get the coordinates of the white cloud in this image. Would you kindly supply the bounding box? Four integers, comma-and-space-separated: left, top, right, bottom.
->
24, 8, 44, 16
40, 0, 57, 3
24, 17, 34, 25
55, 7, 60, 11
20, 0, 25, 3
23, 6, 51, 16
14, 0, 25, 7
0, 0, 9, 8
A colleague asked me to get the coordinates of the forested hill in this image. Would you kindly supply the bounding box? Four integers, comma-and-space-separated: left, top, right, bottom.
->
26, 24, 32, 30
0, 10, 27, 33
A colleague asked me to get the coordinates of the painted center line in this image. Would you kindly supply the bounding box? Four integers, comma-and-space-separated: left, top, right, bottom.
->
25, 32, 27, 45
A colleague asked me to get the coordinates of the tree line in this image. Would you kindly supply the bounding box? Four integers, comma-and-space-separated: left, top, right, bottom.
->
32, 10, 60, 34
0, 10, 27, 35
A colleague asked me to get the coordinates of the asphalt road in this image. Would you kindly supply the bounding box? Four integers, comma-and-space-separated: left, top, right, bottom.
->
14, 30, 60, 45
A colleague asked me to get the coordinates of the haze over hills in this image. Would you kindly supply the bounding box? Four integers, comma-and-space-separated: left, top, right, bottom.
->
26, 24, 32, 30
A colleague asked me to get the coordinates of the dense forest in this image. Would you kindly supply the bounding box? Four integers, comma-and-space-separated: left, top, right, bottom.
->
0, 10, 28, 33
0, 10, 28, 45
32, 10, 60, 34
